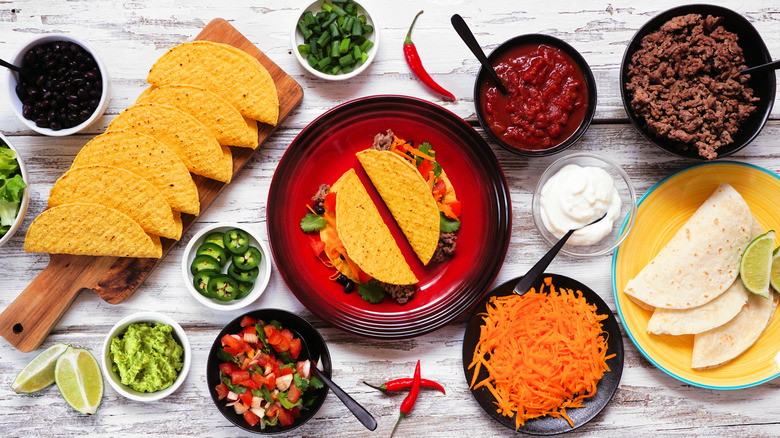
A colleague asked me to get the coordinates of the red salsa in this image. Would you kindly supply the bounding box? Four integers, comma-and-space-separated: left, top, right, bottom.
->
480, 44, 588, 151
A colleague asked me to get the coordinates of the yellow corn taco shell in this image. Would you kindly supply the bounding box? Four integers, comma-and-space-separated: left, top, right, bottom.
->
107, 103, 232, 183
137, 85, 258, 149
334, 169, 417, 285
146, 41, 278, 125
72, 131, 200, 216
49, 165, 182, 240
357, 149, 440, 265
25, 203, 162, 258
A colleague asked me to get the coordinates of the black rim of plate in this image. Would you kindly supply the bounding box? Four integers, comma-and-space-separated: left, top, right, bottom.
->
206, 309, 332, 435
266, 94, 512, 339
619, 4, 775, 160
462, 274, 624, 435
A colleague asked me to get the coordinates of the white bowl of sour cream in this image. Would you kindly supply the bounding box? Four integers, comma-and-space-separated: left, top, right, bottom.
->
532, 152, 637, 257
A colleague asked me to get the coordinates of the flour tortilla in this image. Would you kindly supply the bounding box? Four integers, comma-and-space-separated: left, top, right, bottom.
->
356, 149, 440, 266
624, 183, 752, 309
691, 291, 778, 370
334, 169, 417, 285
647, 218, 763, 335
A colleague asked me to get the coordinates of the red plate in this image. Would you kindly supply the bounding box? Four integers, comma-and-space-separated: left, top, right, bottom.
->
267, 96, 511, 339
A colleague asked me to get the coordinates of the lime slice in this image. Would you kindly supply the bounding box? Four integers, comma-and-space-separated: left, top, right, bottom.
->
771, 246, 780, 293
11, 343, 70, 394
740, 230, 775, 298
54, 347, 103, 415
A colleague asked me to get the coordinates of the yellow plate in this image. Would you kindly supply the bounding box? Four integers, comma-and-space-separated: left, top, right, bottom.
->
612, 161, 780, 389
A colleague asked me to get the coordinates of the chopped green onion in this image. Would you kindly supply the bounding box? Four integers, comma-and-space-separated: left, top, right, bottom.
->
306, 55, 318, 68
316, 57, 333, 69
338, 54, 354, 67
297, 44, 311, 55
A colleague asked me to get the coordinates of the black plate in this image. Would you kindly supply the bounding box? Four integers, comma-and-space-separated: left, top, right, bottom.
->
207, 309, 332, 435
462, 274, 624, 435
619, 4, 775, 159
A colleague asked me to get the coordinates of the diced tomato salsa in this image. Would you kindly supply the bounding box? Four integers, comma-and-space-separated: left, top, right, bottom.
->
215, 318, 322, 429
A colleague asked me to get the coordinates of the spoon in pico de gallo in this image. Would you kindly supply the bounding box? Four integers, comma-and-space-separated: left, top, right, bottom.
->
292, 327, 378, 431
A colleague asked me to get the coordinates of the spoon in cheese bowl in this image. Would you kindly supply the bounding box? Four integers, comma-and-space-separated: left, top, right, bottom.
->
513, 211, 607, 296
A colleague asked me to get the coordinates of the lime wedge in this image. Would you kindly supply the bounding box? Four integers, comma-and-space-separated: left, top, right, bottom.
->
54, 347, 103, 415
11, 343, 70, 394
741, 230, 775, 298
771, 246, 780, 294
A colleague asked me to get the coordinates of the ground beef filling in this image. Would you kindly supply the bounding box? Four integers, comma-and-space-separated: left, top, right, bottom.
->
311, 183, 330, 207
372, 128, 394, 151
625, 14, 758, 160
378, 281, 416, 305
431, 232, 457, 264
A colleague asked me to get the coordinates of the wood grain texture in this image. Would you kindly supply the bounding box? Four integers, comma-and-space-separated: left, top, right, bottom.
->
2, 0, 780, 436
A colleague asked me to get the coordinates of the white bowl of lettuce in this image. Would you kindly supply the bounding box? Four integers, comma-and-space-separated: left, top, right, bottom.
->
0, 132, 28, 247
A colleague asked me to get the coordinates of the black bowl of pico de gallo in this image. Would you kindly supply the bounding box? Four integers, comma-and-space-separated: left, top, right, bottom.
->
474, 34, 597, 157
207, 309, 332, 434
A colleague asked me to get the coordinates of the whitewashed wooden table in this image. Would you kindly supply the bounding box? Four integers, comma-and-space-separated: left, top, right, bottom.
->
3, 0, 780, 436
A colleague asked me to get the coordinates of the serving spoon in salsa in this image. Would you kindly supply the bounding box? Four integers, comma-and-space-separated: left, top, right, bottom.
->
513, 212, 608, 296
451, 14, 507, 94
292, 327, 378, 431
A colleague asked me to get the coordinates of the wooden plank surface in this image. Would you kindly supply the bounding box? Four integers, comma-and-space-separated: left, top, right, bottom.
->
2, 0, 780, 436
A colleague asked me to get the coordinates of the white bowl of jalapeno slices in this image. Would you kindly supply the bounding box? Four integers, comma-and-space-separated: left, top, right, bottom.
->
182, 223, 272, 311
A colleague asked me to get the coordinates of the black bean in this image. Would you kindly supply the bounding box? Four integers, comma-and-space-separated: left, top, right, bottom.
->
343, 280, 355, 293
313, 204, 325, 215
34, 118, 48, 127
22, 104, 32, 119
336, 274, 348, 285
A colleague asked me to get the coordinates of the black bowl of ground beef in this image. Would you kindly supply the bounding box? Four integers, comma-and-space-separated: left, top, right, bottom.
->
620, 5, 775, 160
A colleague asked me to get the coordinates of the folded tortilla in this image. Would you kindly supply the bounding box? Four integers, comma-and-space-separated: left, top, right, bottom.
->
647, 218, 763, 335
691, 291, 778, 370
334, 169, 417, 285
357, 149, 441, 265
624, 183, 752, 309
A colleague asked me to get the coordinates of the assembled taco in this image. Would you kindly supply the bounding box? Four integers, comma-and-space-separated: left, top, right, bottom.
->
357, 129, 461, 265
300, 169, 418, 304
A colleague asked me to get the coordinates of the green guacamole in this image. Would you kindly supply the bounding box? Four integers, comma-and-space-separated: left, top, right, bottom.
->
110, 322, 184, 393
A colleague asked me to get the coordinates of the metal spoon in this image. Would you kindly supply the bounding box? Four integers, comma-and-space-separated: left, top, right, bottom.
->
741, 59, 780, 75
0, 58, 38, 78
450, 14, 507, 94
294, 329, 377, 431
513, 212, 608, 296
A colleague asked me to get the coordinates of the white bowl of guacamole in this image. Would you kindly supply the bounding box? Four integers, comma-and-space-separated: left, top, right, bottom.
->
102, 312, 192, 402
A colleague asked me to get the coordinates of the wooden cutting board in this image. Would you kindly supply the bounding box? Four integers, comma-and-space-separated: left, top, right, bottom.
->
0, 18, 303, 352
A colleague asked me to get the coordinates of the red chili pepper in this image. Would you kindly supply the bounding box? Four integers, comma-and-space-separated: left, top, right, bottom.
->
390, 360, 421, 438
363, 378, 445, 394
404, 11, 456, 102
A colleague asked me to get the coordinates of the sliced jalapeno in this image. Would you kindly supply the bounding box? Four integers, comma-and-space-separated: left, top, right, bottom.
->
236, 281, 254, 299
193, 270, 219, 297
207, 275, 239, 301
203, 232, 226, 249
196, 242, 228, 267
224, 228, 250, 255
233, 246, 261, 270
191, 255, 221, 275
228, 263, 259, 282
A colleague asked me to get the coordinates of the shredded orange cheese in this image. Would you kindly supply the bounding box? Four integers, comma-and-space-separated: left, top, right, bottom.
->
468, 278, 615, 430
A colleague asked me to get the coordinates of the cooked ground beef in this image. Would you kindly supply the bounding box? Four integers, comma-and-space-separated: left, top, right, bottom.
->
311, 183, 330, 206
372, 129, 394, 151
625, 14, 758, 160
382, 282, 416, 305
431, 232, 458, 264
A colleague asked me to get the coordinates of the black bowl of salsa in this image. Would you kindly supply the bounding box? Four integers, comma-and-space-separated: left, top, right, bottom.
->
474, 34, 596, 157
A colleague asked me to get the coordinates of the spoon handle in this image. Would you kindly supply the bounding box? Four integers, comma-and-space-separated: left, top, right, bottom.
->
450, 14, 507, 94
741, 59, 780, 75
0, 58, 23, 74
512, 227, 575, 296
312, 366, 378, 431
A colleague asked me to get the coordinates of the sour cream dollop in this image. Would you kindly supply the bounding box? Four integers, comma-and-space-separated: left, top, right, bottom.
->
539, 164, 621, 245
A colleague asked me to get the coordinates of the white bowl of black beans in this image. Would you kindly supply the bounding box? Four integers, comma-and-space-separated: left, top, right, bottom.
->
7, 34, 110, 136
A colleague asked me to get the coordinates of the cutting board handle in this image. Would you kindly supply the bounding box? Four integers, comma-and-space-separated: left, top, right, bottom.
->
0, 254, 113, 352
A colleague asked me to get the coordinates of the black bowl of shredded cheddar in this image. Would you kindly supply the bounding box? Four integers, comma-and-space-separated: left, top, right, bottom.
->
462, 274, 624, 435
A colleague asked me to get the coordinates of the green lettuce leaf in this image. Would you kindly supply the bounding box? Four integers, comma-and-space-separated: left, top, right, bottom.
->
0, 147, 18, 179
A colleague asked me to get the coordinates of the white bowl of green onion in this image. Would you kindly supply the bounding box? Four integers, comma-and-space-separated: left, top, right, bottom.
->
292, 0, 379, 80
